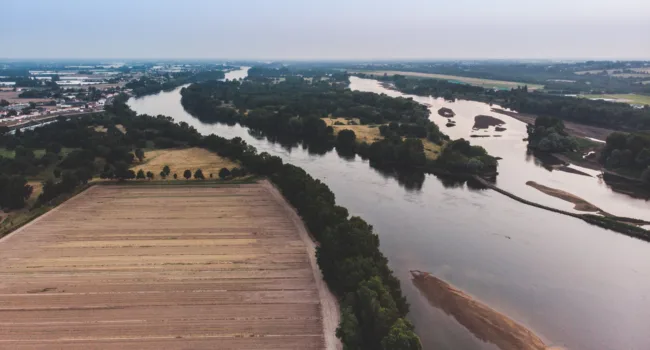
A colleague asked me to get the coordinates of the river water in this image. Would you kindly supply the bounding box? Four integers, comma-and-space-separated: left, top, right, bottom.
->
128, 68, 650, 350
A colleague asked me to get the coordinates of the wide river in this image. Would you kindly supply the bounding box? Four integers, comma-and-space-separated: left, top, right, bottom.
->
129, 68, 650, 350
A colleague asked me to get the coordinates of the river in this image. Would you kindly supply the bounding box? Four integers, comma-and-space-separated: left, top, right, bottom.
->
128, 68, 650, 350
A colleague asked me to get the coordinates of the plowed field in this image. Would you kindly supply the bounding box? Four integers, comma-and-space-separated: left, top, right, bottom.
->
0, 183, 332, 349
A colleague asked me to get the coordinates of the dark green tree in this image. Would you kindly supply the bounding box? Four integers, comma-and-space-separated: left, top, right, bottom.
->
162, 165, 171, 176
135, 148, 145, 162
219, 167, 231, 179
380, 318, 422, 350
136, 169, 145, 179
183, 169, 192, 179
146, 171, 154, 180
194, 169, 205, 179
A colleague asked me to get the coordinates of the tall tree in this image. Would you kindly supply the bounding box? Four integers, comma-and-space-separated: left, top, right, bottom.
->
183, 169, 192, 179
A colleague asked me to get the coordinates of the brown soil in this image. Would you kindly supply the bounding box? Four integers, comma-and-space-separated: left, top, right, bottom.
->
473, 115, 505, 129
492, 108, 614, 140
411, 271, 549, 350
0, 184, 337, 349
526, 181, 600, 212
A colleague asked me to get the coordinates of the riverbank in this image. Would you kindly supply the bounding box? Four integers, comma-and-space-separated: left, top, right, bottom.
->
474, 176, 650, 241
410, 271, 550, 350
491, 108, 614, 140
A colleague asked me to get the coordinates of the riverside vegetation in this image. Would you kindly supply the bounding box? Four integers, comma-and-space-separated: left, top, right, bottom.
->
180, 70, 499, 181
0, 95, 423, 349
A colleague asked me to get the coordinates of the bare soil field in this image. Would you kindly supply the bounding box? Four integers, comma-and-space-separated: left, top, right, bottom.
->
0, 183, 337, 349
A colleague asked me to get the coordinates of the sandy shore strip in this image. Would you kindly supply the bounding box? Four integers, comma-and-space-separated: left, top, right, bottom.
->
410, 271, 555, 350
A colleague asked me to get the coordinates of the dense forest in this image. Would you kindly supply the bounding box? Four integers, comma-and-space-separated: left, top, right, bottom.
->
372, 74, 650, 131
181, 71, 498, 178
601, 131, 650, 184
0, 96, 423, 349
526, 116, 577, 153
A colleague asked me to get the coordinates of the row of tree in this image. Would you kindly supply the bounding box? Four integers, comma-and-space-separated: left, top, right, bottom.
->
199, 133, 421, 349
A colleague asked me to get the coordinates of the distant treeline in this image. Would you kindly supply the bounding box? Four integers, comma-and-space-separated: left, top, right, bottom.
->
126, 70, 226, 97
370, 74, 650, 131
352, 61, 650, 94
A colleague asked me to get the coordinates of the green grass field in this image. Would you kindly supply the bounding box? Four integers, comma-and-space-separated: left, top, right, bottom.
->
351, 70, 543, 90
581, 94, 650, 105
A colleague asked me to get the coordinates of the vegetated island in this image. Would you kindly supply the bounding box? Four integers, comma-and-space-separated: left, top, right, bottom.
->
410, 271, 551, 350
180, 69, 500, 182
438, 107, 455, 118
473, 115, 505, 130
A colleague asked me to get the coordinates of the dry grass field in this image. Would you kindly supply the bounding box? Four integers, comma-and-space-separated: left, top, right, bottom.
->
0, 183, 338, 349
322, 118, 441, 160
322, 117, 382, 143
131, 147, 238, 178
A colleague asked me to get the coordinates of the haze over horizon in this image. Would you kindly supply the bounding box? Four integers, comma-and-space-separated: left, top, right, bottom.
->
2, 0, 650, 60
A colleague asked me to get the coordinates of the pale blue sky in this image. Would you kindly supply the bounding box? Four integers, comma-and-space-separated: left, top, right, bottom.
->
2, 0, 649, 59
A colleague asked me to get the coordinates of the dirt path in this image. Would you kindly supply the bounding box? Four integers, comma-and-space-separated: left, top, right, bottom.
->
260, 180, 342, 350
411, 271, 551, 350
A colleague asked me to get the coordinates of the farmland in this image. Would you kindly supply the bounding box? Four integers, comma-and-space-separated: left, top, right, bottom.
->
0, 183, 336, 349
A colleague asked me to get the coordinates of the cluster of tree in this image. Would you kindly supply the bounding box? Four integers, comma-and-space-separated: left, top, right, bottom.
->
1, 99, 204, 208
435, 139, 498, 175
0, 175, 33, 210
126, 69, 226, 97
526, 116, 577, 152
18, 89, 50, 99
180, 75, 456, 173
601, 132, 650, 183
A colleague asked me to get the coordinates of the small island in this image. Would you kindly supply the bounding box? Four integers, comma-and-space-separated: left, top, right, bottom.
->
473, 115, 505, 130
438, 107, 455, 118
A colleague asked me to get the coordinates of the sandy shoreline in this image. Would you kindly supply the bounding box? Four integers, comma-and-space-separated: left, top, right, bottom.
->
410, 271, 552, 350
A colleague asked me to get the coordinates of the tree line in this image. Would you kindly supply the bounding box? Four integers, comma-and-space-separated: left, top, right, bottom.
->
370, 74, 650, 131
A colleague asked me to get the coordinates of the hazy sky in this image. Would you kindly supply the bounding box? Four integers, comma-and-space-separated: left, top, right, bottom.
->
2, 0, 649, 60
